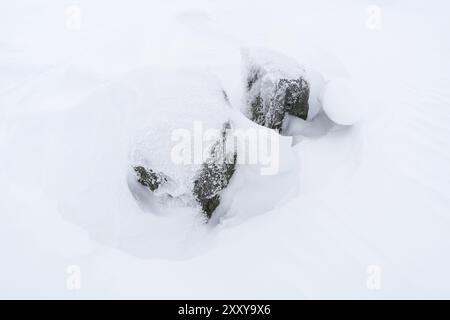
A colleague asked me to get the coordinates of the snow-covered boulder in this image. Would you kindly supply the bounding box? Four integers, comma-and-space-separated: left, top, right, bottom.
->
126, 70, 237, 219
242, 47, 319, 133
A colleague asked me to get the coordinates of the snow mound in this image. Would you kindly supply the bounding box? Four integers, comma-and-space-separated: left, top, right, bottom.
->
322, 78, 364, 126
126, 69, 231, 199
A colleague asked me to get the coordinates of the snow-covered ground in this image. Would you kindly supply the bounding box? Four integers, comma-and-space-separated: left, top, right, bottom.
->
1, 0, 450, 299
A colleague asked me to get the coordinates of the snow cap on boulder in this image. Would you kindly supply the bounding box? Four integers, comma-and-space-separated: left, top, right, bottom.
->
242, 47, 323, 133
126, 69, 236, 218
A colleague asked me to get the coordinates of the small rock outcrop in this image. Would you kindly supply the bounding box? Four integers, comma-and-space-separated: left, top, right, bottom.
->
133, 166, 169, 192
193, 122, 237, 219
243, 47, 311, 133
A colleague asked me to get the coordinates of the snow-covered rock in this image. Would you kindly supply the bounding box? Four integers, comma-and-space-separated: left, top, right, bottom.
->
126, 70, 236, 218
242, 47, 322, 133
193, 122, 237, 218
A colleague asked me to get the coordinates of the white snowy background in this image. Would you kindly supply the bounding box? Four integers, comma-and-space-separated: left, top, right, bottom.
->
1, 0, 450, 299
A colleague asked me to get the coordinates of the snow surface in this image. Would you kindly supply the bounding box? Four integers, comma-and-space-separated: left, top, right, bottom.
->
1, 0, 450, 299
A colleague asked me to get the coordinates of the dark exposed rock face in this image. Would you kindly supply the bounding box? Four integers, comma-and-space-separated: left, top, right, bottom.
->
193, 123, 237, 219
246, 72, 310, 133
243, 48, 311, 133
133, 166, 169, 192
273, 78, 309, 121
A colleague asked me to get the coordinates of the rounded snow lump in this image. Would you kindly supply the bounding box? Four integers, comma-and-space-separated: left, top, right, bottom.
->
322, 78, 364, 126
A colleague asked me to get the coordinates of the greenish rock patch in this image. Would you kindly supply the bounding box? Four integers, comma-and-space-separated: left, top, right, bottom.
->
193, 123, 237, 219
247, 76, 310, 133
133, 166, 169, 192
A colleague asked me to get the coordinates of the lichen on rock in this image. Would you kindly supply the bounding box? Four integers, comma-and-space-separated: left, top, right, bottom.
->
133, 166, 169, 192
243, 47, 311, 133
193, 122, 237, 219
